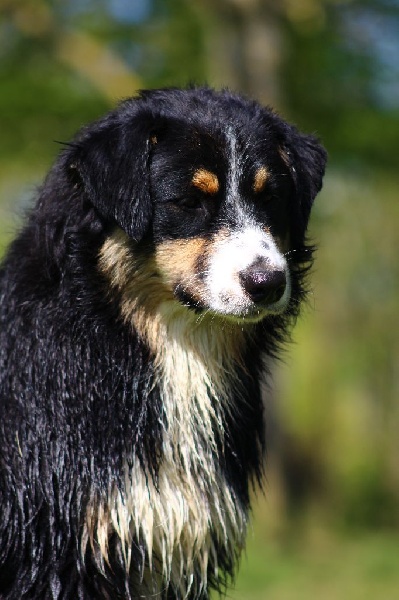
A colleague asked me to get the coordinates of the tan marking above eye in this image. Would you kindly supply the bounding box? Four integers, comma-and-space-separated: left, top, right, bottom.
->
192, 168, 219, 195
253, 166, 270, 194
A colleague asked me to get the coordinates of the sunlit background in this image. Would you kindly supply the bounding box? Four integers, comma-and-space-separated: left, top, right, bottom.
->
1, 1, 398, 598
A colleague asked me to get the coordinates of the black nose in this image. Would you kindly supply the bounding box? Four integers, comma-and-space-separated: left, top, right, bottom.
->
239, 266, 287, 305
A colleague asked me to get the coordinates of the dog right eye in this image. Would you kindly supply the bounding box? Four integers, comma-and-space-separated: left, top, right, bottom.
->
173, 197, 201, 210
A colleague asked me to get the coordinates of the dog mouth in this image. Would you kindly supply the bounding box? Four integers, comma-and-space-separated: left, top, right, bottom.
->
173, 268, 291, 322
173, 294, 290, 323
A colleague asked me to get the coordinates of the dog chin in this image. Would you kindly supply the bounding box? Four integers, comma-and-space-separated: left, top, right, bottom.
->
177, 294, 289, 324
215, 302, 289, 324
207, 289, 292, 323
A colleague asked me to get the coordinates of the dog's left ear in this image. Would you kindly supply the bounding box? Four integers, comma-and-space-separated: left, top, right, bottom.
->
281, 127, 327, 224
70, 106, 156, 241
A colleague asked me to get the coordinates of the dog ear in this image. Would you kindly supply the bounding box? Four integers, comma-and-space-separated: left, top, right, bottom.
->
280, 128, 327, 224
70, 107, 156, 241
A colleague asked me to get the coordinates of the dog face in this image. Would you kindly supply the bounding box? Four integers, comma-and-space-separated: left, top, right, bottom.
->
150, 123, 294, 320
73, 88, 326, 323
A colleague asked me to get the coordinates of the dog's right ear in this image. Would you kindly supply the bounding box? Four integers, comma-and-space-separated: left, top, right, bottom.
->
280, 126, 327, 227
69, 105, 157, 241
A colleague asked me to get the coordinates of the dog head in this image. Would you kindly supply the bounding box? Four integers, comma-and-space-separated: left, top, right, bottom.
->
72, 88, 326, 322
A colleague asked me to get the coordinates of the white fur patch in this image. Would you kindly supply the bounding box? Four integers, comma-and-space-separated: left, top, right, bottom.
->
205, 225, 290, 318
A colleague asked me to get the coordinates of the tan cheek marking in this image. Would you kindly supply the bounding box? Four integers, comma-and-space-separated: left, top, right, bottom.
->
155, 237, 207, 291
169, 228, 230, 275
98, 230, 174, 343
192, 168, 219, 195
253, 166, 270, 194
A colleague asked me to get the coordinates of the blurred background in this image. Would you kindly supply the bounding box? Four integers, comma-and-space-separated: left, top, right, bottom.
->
1, 0, 398, 597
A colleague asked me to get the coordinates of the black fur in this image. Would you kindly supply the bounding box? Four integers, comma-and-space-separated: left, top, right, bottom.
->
0, 87, 326, 599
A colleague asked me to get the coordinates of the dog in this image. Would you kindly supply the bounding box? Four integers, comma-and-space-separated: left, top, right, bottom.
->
0, 87, 326, 599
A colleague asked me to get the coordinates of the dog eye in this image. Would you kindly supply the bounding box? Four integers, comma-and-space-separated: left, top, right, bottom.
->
174, 197, 202, 210
255, 188, 277, 203
266, 193, 280, 202
256, 180, 281, 203
181, 197, 200, 208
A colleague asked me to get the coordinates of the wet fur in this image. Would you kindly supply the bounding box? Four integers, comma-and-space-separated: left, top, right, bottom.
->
0, 87, 326, 599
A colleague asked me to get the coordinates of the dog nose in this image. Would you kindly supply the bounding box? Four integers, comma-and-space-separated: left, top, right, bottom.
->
239, 266, 286, 304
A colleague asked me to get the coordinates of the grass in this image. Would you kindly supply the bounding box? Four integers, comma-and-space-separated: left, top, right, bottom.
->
226, 507, 399, 600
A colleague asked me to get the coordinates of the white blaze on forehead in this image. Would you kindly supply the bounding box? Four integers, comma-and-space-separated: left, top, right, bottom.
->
226, 127, 241, 197
205, 225, 289, 317
225, 127, 250, 224
213, 226, 286, 272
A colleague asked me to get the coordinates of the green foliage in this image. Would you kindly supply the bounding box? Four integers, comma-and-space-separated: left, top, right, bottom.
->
0, 60, 109, 164
229, 528, 399, 600
276, 172, 399, 530
282, 2, 399, 169
0, 0, 206, 165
